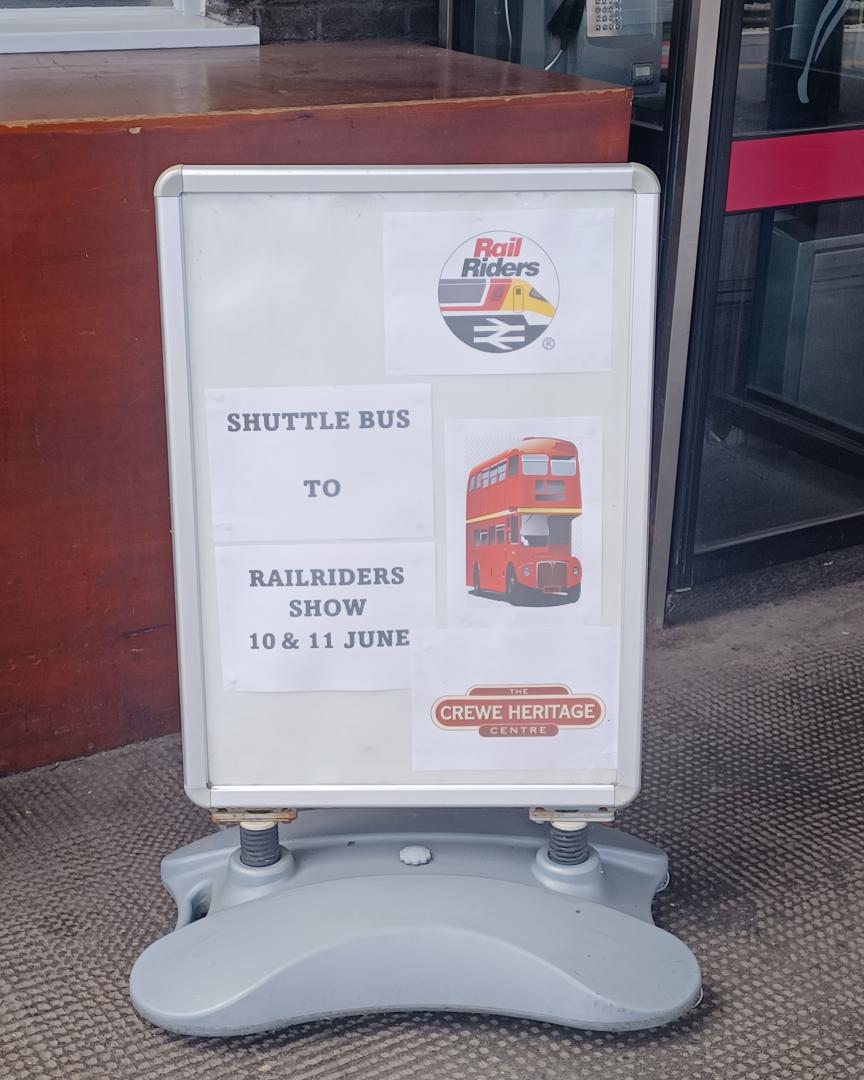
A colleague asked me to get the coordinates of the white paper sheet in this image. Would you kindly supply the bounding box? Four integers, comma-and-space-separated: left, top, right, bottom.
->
444, 417, 603, 627
411, 627, 619, 772
205, 384, 433, 542
214, 541, 436, 692
383, 209, 613, 376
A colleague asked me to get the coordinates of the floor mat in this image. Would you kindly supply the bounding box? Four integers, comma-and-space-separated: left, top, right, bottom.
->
2, 578, 863, 1079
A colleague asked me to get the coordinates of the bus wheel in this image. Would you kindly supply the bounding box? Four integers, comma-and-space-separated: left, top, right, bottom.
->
473, 565, 481, 593
506, 566, 521, 604
567, 583, 582, 602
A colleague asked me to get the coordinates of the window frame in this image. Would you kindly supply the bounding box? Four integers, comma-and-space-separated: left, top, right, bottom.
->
0, 0, 258, 53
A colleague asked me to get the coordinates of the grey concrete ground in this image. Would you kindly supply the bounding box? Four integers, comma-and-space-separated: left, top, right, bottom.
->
1, 552, 864, 1079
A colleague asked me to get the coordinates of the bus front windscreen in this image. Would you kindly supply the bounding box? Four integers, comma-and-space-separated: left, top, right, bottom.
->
519, 514, 572, 547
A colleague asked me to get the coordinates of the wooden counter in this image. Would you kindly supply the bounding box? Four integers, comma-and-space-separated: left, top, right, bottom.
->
0, 42, 631, 774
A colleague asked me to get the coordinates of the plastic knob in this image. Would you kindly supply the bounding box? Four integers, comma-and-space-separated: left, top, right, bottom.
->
399, 844, 433, 866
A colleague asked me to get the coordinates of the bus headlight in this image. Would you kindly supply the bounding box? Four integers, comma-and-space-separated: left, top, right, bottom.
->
522, 567, 531, 578
572, 567, 579, 576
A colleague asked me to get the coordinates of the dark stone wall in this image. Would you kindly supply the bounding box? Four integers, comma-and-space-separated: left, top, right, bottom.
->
208, 0, 440, 45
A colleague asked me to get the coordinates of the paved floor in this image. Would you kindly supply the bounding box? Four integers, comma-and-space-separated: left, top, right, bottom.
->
2, 557, 864, 1079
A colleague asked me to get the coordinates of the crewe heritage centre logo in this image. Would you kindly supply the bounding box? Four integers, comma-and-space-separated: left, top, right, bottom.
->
438, 232, 558, 353
432, 685, 604, 738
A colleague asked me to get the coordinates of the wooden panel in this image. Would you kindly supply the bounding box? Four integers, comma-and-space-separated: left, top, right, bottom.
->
0, 43, 631, 775
0, 42, 623, 127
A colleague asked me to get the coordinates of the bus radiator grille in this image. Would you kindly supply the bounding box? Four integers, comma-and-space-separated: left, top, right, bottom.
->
537, 561, 567, 592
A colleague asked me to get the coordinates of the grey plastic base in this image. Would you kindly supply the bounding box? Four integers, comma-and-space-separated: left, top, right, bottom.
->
129, 809, 701, 1036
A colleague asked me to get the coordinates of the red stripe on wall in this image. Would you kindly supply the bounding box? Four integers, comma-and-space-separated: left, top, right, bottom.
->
726, 129, 864, 213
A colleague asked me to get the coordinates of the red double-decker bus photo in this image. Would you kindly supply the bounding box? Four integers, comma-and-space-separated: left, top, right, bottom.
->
465, 436, 583, 605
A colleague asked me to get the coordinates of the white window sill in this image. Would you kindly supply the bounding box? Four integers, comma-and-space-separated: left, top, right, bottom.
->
0, 6, 259, 53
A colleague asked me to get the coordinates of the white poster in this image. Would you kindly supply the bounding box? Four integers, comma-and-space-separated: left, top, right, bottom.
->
383, 209, 614, 376
205, 384, 433, 542
214, 541, 435, 692
444, 417, 603, 627
411, 628, 619, 771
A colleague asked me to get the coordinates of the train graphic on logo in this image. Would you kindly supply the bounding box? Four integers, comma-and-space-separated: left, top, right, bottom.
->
439, 232, 558, 353
465, 436, 582, 605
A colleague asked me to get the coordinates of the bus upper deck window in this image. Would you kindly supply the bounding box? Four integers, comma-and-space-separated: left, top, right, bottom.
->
550, 457, 577, 476
507, 455, 518, 477
522, 455, 548, 475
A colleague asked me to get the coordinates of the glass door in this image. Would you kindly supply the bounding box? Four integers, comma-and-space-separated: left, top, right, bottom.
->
670, 0, 864, 588
449, 1, 684, 187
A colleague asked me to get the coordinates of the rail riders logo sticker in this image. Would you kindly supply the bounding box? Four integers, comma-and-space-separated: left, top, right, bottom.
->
438, 232, 558, 353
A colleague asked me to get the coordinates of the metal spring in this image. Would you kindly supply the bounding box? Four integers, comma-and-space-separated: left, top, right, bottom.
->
239, 822, 281, 867
547, 826, 590, 865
